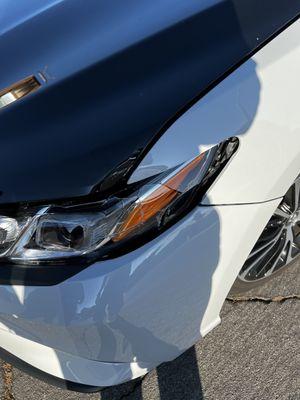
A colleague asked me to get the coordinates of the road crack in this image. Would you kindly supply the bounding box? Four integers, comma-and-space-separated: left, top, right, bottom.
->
227, 294, 300, 304
1, 362, 14, 400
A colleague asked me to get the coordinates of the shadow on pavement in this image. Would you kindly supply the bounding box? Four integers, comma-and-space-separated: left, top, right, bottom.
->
100, 346, 204, 400
156, 346, 204, 400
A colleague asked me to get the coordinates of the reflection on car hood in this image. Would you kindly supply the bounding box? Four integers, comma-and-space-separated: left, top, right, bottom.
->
0, 0, 298, 204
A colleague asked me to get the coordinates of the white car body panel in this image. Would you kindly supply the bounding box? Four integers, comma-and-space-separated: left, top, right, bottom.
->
0, 327, 151, 387
129, 20, 300, 205
0, 18, 299, 388
0, 199, 279, 386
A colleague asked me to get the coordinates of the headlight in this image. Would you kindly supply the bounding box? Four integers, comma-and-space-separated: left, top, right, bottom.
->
0, 137, 238, 266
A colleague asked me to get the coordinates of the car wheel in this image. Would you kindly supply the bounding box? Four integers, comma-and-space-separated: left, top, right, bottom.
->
231, 174, 300, 295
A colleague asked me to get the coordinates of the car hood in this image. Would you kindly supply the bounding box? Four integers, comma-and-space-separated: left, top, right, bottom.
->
0, 0, 298, 204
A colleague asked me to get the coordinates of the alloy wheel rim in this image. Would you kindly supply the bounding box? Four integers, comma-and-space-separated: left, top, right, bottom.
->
239, 175, 300, 282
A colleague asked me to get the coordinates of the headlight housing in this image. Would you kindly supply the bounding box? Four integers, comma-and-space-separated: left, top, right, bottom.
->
0, 137, 238, 268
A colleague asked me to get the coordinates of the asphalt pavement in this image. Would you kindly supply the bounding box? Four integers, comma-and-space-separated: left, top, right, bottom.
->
0, 260, 299, 400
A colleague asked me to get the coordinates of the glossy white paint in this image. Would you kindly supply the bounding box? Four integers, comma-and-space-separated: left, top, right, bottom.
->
129, 20, 300, 205
1, 17, 299, 389
0, 326, 151, 386
0, 198, 280, 386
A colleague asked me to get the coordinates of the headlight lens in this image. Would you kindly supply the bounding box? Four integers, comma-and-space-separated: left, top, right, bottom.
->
0, 137, 238, 265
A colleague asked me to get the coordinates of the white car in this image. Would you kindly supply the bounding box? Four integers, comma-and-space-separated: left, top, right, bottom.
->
0, 0, 299, 392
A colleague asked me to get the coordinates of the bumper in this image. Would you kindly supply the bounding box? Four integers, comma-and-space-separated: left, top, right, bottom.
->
0, 329, 150, 390
0, 200, 280, 387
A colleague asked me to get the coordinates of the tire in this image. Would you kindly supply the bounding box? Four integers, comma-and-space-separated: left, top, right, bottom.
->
230, 175, 300, 295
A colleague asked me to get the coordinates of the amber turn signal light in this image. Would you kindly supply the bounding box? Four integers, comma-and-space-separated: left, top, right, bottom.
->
113, 153, 207, 242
